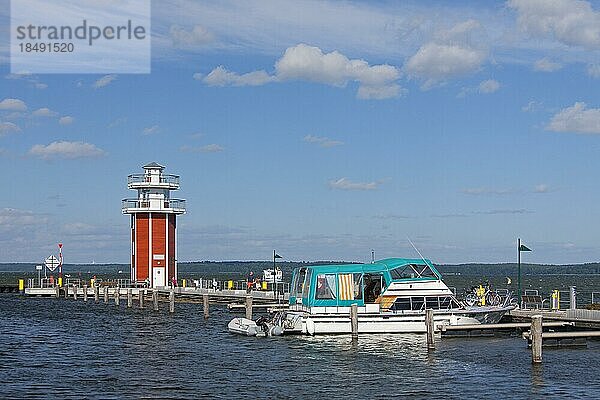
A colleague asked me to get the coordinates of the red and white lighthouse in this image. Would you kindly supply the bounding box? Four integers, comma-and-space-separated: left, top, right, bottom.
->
122, 162, 186, 288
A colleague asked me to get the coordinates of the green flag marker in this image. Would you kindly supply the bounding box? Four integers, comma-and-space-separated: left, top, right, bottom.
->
519, 244, 532, 252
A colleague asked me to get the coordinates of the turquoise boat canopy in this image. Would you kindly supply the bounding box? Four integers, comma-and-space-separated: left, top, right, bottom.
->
289, 258, 443, 307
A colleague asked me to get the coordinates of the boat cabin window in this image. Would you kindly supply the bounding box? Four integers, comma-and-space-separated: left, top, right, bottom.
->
389, 264, 438, 280
390, 296, 459, 311
337, 273, 363, 301
302, 269, 313, 299
291, 268, 306, 297
315, 274, 336, 300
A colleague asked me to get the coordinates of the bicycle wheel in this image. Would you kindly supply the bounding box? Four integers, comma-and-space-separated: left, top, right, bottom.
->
465, 293, 478, 306
486, 292, 501, 306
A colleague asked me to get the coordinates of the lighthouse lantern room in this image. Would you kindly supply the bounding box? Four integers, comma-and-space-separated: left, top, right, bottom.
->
122, 162, 186, 288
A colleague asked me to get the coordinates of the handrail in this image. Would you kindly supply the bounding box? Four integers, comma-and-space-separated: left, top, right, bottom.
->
128, 174, 180, 186
122, 198, 186, 210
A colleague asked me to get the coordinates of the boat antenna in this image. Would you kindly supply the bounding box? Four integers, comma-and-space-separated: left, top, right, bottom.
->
407, 236, 429, 266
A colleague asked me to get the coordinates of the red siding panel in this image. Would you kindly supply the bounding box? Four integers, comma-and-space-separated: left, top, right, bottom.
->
135, 213, 149, 281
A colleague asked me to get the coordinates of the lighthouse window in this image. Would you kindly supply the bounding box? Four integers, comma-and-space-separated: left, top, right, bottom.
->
315, 274, 336, 300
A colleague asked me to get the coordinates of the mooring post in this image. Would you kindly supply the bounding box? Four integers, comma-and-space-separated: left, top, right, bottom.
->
531, 315, 543, 363
64, 285, 69, 299
104, 286, 109, 304
426, 309, 435, 350
169, 290, 175, 313
127, 289, 133, 308
245, 295, 253, 320
570, 286, 577, 310
72, 284, 78, 300
55, 285, 60, 298
153, 290, 159, 311
115, 286, 120, 306
94, 285, 99, 303
203, 294, 209, 319
350, 303, 359, 339
139, 290, 144, 308
83, 285, 88, 302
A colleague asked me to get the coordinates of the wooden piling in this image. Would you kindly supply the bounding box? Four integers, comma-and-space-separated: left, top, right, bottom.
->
104, 286, 109, 304
94, 285, 99, 303
64, 285, 69, 299
115, 287, 120, 306
350, 303, 359, 339
139, 290, 144, 308
203, 294, 209, 319
72, 285, 77, 301
426, 309, 435, 350
570, 286, 577, 310
55, 285, 60, 298
531, 315, 543, 363
127, 289, 132, 308
169, 290, 175, 313
245, 295, 253, 320
153, 290, 159, 311
83, 285, 88, 302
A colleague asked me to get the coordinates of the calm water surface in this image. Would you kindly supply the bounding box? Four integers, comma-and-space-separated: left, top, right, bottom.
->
1, 294, 600, 399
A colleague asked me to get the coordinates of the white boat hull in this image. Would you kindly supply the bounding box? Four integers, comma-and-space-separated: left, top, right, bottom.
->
286, 307, 512, 335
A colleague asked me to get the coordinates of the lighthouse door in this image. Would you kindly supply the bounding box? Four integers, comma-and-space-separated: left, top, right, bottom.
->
153, 267, 166, 288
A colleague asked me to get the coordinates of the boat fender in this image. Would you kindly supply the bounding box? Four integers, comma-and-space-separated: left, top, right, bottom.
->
269, 325, 283, 336
306, 318, 315, 335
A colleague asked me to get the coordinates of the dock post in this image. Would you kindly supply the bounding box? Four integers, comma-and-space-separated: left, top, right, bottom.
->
104, 286, 109, 304
153, 290, 159, 311
139, 290, 144, 308
245, 295, 253, 320
570, 286, 577, 310
73, 285, 77, 301
531, 315, 543, 363
55, 285, 60, 298
115, 286, 120, 306
83, 285, 88, 302
127, 289, 132, 308
203, 294, 209, 319
426, 309, 435, 350
169, 290, 175, 313
350, 303, 359, 339
64, 285, 69, 299
94, 285, 99, 303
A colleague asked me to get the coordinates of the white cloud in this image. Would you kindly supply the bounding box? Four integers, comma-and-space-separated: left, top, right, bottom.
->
0, 122, 20, 136
478, 79, 500, 93
303, 134, 343, 148
0, 98, 27, 111
405, 20, 487, 88
508, 0, 600, 50
142, 125, 160, 135
34, 83, 48, 89
0, 208, 49, 232
546, 102, 600, 134
93, 74, 117, 88
28, 141, 106, 160
533, 58, 562, 72
329, 177, 382, 191
170, 25, 214, 49
180, 144, 225, 153
201, 43, 402, 99
59, 116, 74, 125
32, 107, 58, 117
588, 64, 600, 78
522, 100, 542, 112
203, 66, 275, 87
462, 187, 514, 195
534, 184, 550, 193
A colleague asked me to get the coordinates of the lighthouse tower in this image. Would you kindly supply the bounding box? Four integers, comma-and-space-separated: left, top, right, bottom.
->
122, 162, 186, 288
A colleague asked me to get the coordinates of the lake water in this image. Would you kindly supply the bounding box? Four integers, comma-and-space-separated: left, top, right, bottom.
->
2, 293, 600, 399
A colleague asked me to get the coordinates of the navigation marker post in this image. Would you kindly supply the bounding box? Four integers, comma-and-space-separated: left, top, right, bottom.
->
517, 238, 532, 305
58, 243, 63, 287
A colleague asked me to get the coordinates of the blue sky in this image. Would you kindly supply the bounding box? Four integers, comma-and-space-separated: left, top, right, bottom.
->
1, 0, 600, 264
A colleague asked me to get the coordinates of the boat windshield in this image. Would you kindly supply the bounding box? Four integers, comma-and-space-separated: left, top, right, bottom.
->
389, 263, 439, 280
291, 268, 306, 297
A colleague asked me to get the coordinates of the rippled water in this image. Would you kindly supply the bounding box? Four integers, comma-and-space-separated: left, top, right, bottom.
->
1, 294, 600, 399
